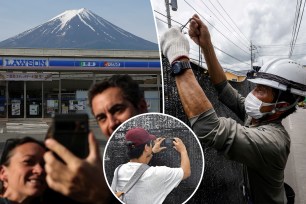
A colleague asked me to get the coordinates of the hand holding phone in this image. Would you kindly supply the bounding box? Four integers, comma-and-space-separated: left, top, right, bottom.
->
46, 113, 90, 204
163, 137, 175, 148
50, 113, 90, 159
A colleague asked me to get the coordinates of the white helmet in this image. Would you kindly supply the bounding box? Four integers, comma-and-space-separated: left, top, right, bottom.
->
247, 58, 306, 97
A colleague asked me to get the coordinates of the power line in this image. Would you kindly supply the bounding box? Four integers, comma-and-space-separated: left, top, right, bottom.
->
214, 45, 250, 65
207, 0, 249, 47
154, 10, 184, 26
154, 9, 250, 66
216, 0, 250, 44
190, 46, 250, 66
258, 42, 306, 47
155, 17, 168, 26
289, 0, 306, 57
198, 0, 249, 49
292, 0, 306, 55
190, 48, 242, 69
259, 53, 306, 56
183, 0, 250, 56
289, 0, 301, 55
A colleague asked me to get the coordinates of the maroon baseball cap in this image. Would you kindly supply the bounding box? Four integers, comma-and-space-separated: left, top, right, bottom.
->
125, 128, 157, 147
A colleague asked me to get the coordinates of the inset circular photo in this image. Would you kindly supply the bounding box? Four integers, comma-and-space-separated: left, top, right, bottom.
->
103, 113, 204, 204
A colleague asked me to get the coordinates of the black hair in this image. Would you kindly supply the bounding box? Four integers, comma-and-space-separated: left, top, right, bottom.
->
0, 137, 46, 166
272, 89, 305, 120
88, 74, 144, 112
126, 141, 152, 160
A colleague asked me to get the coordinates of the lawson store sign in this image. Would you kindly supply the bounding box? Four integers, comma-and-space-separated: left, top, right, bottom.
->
0, 57, 161, 71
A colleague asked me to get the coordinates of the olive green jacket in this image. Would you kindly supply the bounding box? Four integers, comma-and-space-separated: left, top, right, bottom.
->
190, 82, 290, 204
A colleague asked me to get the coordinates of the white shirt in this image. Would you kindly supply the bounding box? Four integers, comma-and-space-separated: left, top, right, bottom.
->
114, 162, 184, 204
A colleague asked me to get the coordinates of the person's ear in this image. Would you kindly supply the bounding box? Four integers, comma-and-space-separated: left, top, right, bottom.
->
0, 166, 9, 193
276, 102, 290, 109
137, 98, 148, 113
274, 102, 290, 116
0, 166, 8, 182
144, 144, 151, 152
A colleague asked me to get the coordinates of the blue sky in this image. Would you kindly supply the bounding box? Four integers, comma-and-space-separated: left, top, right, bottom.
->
0, 0, 158, 43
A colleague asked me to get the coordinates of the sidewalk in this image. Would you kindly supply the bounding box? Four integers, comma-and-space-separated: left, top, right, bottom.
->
283, 108, 306, 204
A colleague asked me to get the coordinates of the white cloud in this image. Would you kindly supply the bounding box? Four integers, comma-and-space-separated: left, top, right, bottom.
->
152, 0, 306, 68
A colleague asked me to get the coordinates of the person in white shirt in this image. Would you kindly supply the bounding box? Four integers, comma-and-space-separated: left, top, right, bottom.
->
111, 127, 191, 204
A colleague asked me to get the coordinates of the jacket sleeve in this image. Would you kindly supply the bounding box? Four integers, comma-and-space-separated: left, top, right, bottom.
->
215, 81, 247, 121
189, 110, 289, 171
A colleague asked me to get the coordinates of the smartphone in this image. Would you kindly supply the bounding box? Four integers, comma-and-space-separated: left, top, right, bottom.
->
46, 113, 89, 204
163, 137, 175, 148
51, 113, 89, 159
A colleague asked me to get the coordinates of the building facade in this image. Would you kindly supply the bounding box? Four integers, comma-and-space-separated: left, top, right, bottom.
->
0, 48, 162, 119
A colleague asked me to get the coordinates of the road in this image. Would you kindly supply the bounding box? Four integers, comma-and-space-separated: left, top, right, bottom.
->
283, 108, 306, 204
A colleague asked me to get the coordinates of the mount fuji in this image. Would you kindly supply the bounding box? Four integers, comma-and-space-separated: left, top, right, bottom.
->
0, 8, 158, 50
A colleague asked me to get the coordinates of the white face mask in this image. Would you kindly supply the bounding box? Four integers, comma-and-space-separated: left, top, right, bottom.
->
244, 92, 275, 119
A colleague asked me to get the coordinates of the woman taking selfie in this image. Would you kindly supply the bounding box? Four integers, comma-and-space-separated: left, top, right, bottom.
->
0, 137, 47, 204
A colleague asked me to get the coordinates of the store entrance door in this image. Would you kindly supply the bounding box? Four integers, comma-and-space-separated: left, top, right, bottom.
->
8, 81, 24, 118
26, 81, 42, 118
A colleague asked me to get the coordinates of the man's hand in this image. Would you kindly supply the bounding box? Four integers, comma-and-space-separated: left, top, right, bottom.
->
160, 26, 190, 64
152, 137, 166, 153
44, 132, 110, 204
173, 137, 187, 154
189, 14, 212, 47
173, 137, 190, 179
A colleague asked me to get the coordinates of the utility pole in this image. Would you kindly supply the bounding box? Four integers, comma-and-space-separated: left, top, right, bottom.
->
251, 41, 253, 70
165, 0, 171, 28
250, 41, 257, 70
165, 0, 178, 28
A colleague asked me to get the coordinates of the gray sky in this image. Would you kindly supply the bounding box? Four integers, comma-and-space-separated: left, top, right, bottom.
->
152, 0, 306, 70
0, 0, 158, 43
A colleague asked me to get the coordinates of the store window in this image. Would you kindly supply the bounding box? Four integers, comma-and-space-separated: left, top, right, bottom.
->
0, 81, 6, 118
60, 72, 93, 115
44, 73, 59, 118
26, 81, 42, 118
8, 81, 24, 118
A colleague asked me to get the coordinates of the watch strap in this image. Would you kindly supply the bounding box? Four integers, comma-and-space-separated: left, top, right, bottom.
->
171, 60, 192, 76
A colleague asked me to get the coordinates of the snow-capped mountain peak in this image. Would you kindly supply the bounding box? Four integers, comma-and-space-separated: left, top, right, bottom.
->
0, 9, 157, 50
49, 8, 96, 32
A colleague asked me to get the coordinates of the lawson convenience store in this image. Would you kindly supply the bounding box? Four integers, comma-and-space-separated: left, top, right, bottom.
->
0, 48, 162, 119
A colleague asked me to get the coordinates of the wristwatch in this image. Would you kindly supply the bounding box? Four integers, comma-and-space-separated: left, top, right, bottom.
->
171, 60, 191, 76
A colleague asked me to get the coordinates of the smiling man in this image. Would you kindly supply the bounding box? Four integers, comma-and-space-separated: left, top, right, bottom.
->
43, 75, 149, 204
88, 74, 148, 137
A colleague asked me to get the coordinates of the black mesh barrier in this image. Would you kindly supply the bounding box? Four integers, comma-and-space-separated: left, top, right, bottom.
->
104, 113, 204, 204
163, 56, 253, 204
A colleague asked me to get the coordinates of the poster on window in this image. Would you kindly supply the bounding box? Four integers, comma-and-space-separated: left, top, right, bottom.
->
12, 102, 21, 116
144, 91, 160, 112
29, 104, 39, 115
69, 100, 85, 111
47, 100, 58, 114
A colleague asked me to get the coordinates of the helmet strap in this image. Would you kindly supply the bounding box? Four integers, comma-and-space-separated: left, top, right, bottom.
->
270, 89, 282, 114
275, 96, 301, 112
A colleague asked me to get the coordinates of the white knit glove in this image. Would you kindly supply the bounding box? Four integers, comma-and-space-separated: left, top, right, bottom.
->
160, 26, 190, 64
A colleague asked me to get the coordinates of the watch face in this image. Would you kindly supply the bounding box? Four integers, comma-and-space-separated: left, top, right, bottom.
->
171, 61, 190, 76
173, 63, 181, 75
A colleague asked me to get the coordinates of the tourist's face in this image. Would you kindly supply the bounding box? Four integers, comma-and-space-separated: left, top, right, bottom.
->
0, 143, 46, 202
92, 87, 139, 137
